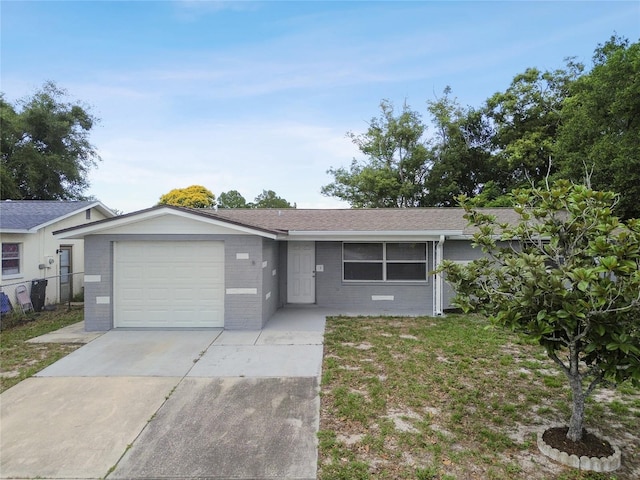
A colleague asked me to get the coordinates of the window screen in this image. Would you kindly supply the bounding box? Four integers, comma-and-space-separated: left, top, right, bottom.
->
1, 243, 20, 276
343, 242, 427, 281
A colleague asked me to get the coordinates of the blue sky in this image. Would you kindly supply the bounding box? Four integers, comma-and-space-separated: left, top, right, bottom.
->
2, 1, 639, 213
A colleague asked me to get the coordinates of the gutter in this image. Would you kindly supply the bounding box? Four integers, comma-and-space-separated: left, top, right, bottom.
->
433, 234, 445, 316
0, 229, 37, 234
284, 230, 462, 242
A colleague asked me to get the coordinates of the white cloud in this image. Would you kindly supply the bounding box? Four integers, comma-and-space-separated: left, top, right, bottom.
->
88, 118, 357, 213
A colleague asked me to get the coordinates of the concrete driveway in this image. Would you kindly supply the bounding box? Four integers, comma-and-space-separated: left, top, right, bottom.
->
0, 306, 330, 480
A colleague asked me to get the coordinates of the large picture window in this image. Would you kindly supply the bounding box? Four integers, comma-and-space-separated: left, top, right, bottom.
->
1, 243, 21, 277
343, 242, 427, 282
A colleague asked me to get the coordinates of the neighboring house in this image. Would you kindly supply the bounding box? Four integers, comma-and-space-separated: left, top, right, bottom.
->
1, 200, 115, 309
54, 205, 520, 331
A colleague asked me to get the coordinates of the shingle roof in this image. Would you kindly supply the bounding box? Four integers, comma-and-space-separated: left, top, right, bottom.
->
205, 207, 522, 235
0, 200, 105, 231
53, 205, 526, 239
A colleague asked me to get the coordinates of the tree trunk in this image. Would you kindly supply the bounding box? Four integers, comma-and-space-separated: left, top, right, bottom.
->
567, 372, 585, 442
566, 341, 585, 442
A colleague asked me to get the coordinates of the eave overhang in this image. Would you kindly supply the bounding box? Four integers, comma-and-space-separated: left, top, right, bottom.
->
0, 229, 37, 235
283, 230, 463, 241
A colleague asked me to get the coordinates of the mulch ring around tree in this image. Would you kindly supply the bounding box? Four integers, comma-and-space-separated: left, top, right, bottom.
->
543, 427, 615, 458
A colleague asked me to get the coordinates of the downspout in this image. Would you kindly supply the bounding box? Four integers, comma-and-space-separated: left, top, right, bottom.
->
433, 235, 445, 316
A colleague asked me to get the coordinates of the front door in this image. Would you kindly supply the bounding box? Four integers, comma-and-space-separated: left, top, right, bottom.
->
59, 246, 72, 303
287, 242, 315, 303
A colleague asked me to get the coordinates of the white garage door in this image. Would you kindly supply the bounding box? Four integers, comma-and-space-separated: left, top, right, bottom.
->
114, 241, 224, 328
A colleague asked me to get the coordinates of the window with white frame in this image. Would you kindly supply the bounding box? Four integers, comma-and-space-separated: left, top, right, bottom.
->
343, 242, 428, 282
1, 243, 21, 277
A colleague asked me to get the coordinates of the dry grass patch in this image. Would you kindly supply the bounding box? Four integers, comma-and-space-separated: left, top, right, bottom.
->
0, 306, 84, 392
318, 315, 640, 480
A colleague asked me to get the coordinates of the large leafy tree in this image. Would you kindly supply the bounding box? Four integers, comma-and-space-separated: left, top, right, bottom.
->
0, 82, 101, 200
422, 88, 496, 206
217, 190, 248, 209
322, 37, 638, 216
484, 62, 582, 190
555, 36, 640, 220
0, 96, 22, 199
158, 185, 215, 208
322, 100, 430, 207
439, 180, 640, 442
252, 189, 293, 209
216, 189, 293, 209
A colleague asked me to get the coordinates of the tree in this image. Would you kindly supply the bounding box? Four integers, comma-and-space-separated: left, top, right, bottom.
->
555, 36, 640, 220
322, 100, 430, 207
484, 62, 583, 190
158, 185, 215, 208
422, 88, 496, 206
0, 96, 22, 199
217, 190, 248, 209
0, 82, 101, 200
252, 189, 293, 209
439, 180, 640, 442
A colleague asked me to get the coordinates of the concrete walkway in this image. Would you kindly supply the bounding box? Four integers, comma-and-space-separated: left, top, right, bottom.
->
0, 306, 333, 480
26, 320, 106, 344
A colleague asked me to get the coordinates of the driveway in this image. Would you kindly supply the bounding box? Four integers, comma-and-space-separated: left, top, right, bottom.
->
0, 306, 331, 480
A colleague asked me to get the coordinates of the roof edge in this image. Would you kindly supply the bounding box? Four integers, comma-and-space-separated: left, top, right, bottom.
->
54, 205, 281, 239
33, 201, 116, 231
287, 229, 463, 236
0, 201, 116, 233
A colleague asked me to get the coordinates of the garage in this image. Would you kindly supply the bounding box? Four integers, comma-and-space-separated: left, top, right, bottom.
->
114, 241, 224, 328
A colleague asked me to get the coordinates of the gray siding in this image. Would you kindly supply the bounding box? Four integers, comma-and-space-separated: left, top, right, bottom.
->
315, 242, 433, 315
442, 239, 490, 309
442, 239, 484, 262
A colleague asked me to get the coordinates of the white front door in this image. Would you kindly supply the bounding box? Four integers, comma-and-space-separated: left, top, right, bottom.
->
287, 242, 315, 303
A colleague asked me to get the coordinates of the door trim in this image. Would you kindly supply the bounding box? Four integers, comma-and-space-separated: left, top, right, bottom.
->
287, 241, 316, 304
59, 245, 72, 303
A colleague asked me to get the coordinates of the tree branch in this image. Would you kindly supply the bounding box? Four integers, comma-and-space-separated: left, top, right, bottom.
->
547, 349, 570, 376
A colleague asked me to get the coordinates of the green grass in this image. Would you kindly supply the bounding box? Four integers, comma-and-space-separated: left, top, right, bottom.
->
318, 315, 640, 480
0, 306, 84, 392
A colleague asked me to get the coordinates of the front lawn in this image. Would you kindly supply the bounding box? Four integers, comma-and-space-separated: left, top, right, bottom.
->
318, 315, 640, 480
0, 306, 84, 393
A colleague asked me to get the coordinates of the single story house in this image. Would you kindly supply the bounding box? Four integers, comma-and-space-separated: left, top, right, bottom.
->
54, 206, 520, 331
1, 200, 115, 308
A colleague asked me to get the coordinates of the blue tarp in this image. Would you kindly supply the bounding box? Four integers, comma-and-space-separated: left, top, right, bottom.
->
1, 292, 12, 314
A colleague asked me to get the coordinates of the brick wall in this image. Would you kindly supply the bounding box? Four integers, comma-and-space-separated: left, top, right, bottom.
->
83, 236, 114, 331
223, 235, 264, 329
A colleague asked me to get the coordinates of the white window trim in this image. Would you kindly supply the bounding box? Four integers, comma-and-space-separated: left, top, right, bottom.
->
1, 242, 22, 278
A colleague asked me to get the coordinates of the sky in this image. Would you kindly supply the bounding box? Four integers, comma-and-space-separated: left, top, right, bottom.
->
2, 1, 639, 214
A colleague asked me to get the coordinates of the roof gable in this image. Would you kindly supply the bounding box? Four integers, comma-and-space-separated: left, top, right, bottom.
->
90, 211, 268, 236
54, 206, 280, 239
0, 200, 115, 232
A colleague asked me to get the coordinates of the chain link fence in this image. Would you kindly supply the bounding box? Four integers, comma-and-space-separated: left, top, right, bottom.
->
1, 271, 85, 316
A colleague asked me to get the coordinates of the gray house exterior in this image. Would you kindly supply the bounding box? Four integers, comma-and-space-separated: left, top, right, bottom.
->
55, 206, 519, 331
